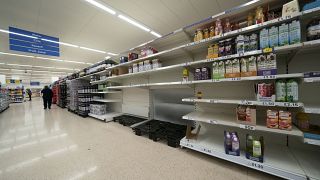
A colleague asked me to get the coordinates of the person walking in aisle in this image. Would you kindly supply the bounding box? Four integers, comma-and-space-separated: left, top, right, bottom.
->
26, 88, 32, 101
41, 85, 53, 109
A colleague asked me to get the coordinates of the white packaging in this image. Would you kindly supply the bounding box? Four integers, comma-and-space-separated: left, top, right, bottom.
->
225, 60, 233, 74
232, 59, 240, 73
289, 20, 301, 44
152, 59, 162, 69
260, 28, 269, 49
144, 60, 152, 71
132, 63, 138, 73
279, 23, 289, 46
269, 26, 279, 47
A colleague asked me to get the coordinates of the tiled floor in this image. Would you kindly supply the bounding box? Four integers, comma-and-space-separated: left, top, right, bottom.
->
0, 98, 279, 180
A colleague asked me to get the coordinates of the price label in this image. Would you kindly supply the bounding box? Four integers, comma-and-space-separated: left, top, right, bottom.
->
237, 28, 243, 33
240, 124, 256, 130
263, 75, 276, 79
203, 148, 212, 153
238, 52, 244, 57
240, 100, 253, 105
186, 143, 194, 148
286, 15, 292, 20
213, 79, 221, 83
263, 47, 273, 53
231, 77, 241, 81
283, 102, 300, 107
209, 120, 218, 124
262, 101, 275, 106
248, 162, 263, 170
209, 99, 216, 103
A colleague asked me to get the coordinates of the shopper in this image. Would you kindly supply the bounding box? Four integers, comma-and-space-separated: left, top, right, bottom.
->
26, 88, 32, 101
41, 86, 53, 109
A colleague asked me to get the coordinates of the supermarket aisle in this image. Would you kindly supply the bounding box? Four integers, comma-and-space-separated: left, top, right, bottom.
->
0, 99, 278, 180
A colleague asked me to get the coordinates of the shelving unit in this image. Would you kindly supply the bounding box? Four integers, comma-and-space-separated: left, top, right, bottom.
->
88, 112, 123, 122
91, 99, 121, 103
59, 0, 320, 179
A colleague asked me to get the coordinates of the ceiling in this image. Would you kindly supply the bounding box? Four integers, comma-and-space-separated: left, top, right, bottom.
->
0, 0, 249, 81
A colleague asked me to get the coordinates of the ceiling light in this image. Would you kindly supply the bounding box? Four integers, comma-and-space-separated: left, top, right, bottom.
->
0, 52, 34, 58
150, 31, 162, 38
0, 68, 10, 71
118, 14, 150, 32
7, 64, 32, 67
41, 38, 79, 48
105, 56, 111, 60
11, 69, 26, 72
55, 67, 75, 70
64, 60, 86, 64
107, 52, 118, 56
0, 29, 9, 33
85, 0, 116, 15
0, 62, 5, 65
36, 57, 63, 62
80, 46, 106, 54
33, 66, 55, 69
86, 63, 93, 65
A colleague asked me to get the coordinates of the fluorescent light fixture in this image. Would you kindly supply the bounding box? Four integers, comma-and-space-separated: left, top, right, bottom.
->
55, 67, 75, 70
64, 60, 86, 64
11, 69, 26, 72
0, 52, 34, 58
35, 57, 63, 62
0, 68, 10, 71
0, 29, 9, 33
105, 56, 111, 60
118, 14, 150, 32
0, 62, 5, 65
85, 0, 116, 15
107, 52, 118, 56
7, 64, 32, 67
41, 39, 79, 48
150, 31, 162, 38
86, 63, 93, 65
80, 46, 106, 54
33, 66, 55, 69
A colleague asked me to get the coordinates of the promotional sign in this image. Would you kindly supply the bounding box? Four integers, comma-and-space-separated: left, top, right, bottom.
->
30, 81, 40, 86
6, 79, 22, 84
9, 27, 60, 57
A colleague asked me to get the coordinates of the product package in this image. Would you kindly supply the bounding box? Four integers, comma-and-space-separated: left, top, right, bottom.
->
120, 56, 128, 64
201, 67, 211, 80
289, 20, 301, 44
225, 59, 240, 78
118, 67, 128, 75
260, 28, 269, 49
236, 105, 256, 126
194, 68, 202, 81
128, 53, 139, 61
241, 56, 257, 77
246, 134, 264, 163
143, 60, 152, 71
257, 53, 277, 76
286, 79, 299, 102
269, 26, 279, 47
132, 63, 139, 73
224, 131, 240, 156
152, 59, 162, 69
138, 62, 144, 72
207, 44, 219, 59
279, 111, 292, 130
182, 68, 189, 82
256, 82, 275, 102
282, 0, 300, 18
279, 23, 289, 46
267, 110, 279, 129
236, 35, 245, 54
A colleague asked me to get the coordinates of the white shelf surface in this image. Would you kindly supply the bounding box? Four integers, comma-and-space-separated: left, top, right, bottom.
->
304, 138, 320, 146
91, 99, 121, 103
182, 111, 303, 136
180, 133, 307, 180
90, 91, 121, 94
183, 98, 304, 108
304, 77, 320, 83
304, 106, 320, 114
103, 73, 304, 89
88, 112, 123, 122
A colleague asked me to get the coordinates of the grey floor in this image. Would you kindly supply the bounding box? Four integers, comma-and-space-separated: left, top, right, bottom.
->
0, 98, 279, 180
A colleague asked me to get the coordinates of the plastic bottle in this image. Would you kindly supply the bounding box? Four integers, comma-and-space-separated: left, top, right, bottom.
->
286, 79, 299, 102
276, 80, 286, 102
232, 136, 240, 152
226, 132, 232, 151
253, 140, 262, 157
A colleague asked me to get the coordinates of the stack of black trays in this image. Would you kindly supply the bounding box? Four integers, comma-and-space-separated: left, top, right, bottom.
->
113, 115, 145, 126
165, 123, 186, 148
132, 120, 187, 148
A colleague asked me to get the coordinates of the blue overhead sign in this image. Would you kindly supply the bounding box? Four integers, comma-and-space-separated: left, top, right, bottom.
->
30, 81, 40, 86
9, 27, 60, 57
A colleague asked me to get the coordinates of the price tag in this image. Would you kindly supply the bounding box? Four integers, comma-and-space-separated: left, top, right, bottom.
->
283, 102, 300, 107
240, 100, 253, 105
231, 77, 241, 81
209, 120, 218, 124
213, 79, 221, 83
239, 124, 256, 130
186, 143, 194, 148
263, 75, 276, 79
263, 47, 273, 53
209, 99, 216, 103
262, 101, 275, 106
237, 28, 242, 33
248, 162, 264, 169
286, 15, 292, 20
203, 148, 212, 154
238, 52, 244, 57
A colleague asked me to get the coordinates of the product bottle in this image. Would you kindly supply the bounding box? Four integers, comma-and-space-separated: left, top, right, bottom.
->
226, 132, 232, 151
286, 79, 299, 102
182, 68, 189, 82
253, 140, 262, 157
276, 80, 286, 102
232, 136, 240, 153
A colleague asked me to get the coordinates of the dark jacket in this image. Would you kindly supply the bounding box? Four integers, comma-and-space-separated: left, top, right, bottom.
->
41, 88, 53, 99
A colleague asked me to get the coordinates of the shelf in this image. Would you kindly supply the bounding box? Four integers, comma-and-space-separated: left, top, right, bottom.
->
88, 112, 123, 122
91, 99, 121, 103
90, 91, 121, 94
304, 138, 320, 146
183, 98, 304, 108
180, 132, 307, 180
304, 107, 320, 114
103, 73, 304, 89
304, 77, 320, 83
182, 111, 303, 137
